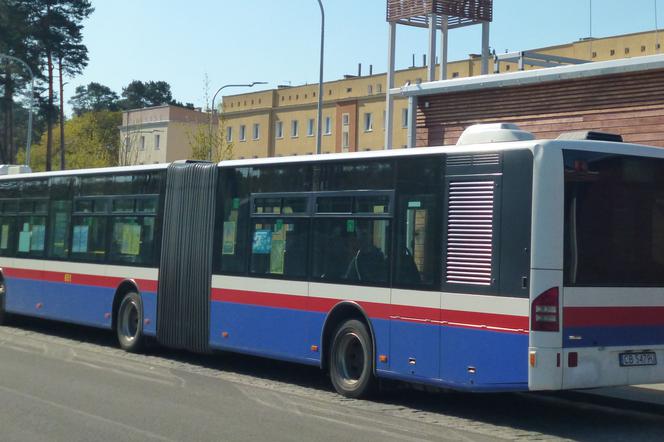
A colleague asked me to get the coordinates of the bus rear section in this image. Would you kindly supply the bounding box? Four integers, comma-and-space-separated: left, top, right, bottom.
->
529, 143, 664, 390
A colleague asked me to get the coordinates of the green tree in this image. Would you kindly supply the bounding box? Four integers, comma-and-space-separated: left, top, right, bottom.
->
25, 0, 94, 170
0, 0, 41, 164
69, 82, 119, 116
187, 118, 233, 162
119, 80, 178, 109
20, 109, 120, 171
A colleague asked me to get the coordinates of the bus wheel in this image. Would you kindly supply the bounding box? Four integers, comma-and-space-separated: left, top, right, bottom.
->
116, 292, 144, 353
0, 280, 6, 325
329, 319, 376, 398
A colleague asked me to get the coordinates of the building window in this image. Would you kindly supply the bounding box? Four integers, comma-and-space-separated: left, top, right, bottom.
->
226, 126, 233, 143
239, 125, 246, 142
342, 132, 350, 151
346, 87, 352, 93
341, 112, 350, 152
367, 85, 373, 95
154, 134, 160, 150
610, 49, 615, 56
275, 121, 283, 139
625, 47, 630, 54
506, 65, 511, 71
291, 120, 299, 138
592, 51, 597, 58
252, 123, 260, 140
307, 118, 315, 137
642, 45, 647, 52
452, 72, 459, 78
140, 136, 145, 151
376, 83, 382, 93
364, 112, 373, 132
324, 116, 332, 135
401, 108, 409, 128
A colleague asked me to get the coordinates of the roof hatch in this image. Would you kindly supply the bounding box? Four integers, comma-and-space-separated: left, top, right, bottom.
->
456, 123, 535, 145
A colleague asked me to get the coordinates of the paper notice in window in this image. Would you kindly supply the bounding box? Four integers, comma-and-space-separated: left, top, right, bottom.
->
31, 225, 45, 251
269, 225, 286, 274
252, 229, 272, 254
1, 224, 8, 249
222, 221, 237, 255
18, 231, 30, 252
121, 224, 141, 256
72, 225, 89, 253
270, 239, 285, 274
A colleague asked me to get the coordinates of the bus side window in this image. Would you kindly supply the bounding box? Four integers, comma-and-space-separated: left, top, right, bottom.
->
48, 200, 72, 258
70, 213, 107, 263
107, 196, 158, 266
0, 200, 18, 257
395, 195, 437, 287
249, 218, 308, 278
312, 218, 390, 285
219, 167, 250, 274
394, 156, 443, 289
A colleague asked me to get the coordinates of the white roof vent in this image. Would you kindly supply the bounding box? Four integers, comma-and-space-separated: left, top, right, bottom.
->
456, 123, 535, 145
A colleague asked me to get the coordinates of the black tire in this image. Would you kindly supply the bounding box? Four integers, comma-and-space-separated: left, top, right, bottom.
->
0, 280, 6, 325
329, 319, 376, 398
116, 292, 145, 353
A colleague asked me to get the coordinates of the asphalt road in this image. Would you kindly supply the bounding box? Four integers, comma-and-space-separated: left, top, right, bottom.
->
2, 316, 664, 441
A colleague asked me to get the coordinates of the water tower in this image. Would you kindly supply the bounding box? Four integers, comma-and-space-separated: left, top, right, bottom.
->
384, 0, 493, 149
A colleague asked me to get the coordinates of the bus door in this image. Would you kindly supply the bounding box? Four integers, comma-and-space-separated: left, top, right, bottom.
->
389, 192, 441, 380
157, 161, 217, 353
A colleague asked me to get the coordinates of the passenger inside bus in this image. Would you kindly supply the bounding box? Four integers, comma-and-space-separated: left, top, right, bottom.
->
344, 222, 388, 283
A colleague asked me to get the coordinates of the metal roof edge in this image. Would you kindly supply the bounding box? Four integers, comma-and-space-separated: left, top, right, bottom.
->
393, 54, 664, 97
0, 163, 170, 180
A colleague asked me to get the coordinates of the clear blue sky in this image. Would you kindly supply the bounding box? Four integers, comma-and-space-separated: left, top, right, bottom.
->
66, 0, 664, 114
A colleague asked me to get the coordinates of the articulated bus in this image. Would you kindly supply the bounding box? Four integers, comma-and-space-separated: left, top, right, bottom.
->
1, 123, 664, 397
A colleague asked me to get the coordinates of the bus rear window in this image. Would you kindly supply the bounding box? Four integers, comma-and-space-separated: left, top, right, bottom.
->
564, 150, 664, 286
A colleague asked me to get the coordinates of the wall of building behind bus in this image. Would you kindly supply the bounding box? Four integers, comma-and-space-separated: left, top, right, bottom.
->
222, 30, 664, 158
415, 67, 664, 147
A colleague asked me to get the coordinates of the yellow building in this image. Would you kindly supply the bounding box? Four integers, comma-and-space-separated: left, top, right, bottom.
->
221, 30, 663, 159
119, 105, 213, 165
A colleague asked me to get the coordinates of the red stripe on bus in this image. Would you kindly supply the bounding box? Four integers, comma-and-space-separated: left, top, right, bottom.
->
210, 288, 391, 319
441, 309, 529, 331
2, 267, 158, 293
564, 306, 664, 327
211, 288, 527, 331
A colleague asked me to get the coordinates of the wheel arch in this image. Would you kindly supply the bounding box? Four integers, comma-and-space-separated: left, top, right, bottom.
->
319, 300, 377, 374
112, 279, 142, 330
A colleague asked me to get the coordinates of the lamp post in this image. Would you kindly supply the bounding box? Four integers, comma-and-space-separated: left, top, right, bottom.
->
316, 0, 325, 155
0, 53, 34, 166
209, 82, 267, 161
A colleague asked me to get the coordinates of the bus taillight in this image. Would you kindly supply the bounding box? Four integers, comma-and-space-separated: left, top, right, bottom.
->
531, 287, 559, 332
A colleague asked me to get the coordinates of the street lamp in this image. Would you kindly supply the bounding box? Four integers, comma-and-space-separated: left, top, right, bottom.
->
209, 82, 267, 161
0, 53, 34, 166
316, 0, 325, 155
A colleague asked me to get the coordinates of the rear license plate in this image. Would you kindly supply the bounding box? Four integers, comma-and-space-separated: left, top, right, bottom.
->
619, 351, 657, 367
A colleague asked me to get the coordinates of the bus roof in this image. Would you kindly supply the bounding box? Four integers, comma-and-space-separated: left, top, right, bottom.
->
4, 136, 664, 181
0, 162, 169, 181
218, 137, 664, 169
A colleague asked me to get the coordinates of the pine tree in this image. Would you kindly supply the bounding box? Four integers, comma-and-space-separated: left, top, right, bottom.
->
22, 0, 93, 170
